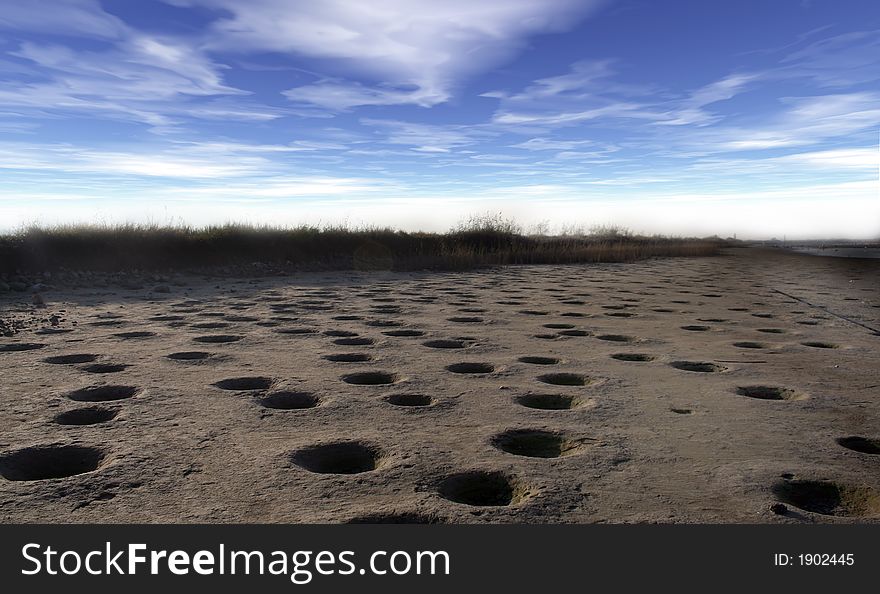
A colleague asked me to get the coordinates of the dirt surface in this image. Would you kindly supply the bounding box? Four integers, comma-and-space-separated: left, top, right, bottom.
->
1, 247, 879, 523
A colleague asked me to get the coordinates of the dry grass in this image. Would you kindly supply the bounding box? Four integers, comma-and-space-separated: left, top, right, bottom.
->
0, 217, 724, 274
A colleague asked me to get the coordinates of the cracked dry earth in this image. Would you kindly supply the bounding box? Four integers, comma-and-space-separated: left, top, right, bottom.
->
1, 247, 879, 523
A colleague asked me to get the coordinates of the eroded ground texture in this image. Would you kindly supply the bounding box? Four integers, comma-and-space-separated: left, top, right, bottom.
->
1, 248, 879, 523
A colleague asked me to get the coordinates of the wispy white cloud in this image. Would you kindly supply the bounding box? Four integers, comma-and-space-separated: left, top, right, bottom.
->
0, 0, 126, 39
781, 29, 880, 87
165, 0, 605, 109
713, 92, 880, 151
0, 142, 279, 178
360, 118, 486, 152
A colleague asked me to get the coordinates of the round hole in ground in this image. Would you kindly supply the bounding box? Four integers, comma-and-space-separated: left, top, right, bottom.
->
81, 363, 128, 374
324, 330, 359, 337
274, 328, 317, 336
291, 441, 383, 474
0, 343, 46, 352
334, 337, 375, 346
491, 429, 578, 458
214, 376, 274, 391
66, 385, 139, 402
167, 351, 212, 361
437, 471, 525, 506
53, 407, 118, 426
735, 385, 803, 401
610, 353, 654, 362
772, 479, 880, 517
801, 341, 838, 349
537, 372, 589, 386
43, 354, 98, 365
193, 334, 242, 343
423, 339, 466, 349
324, 353, 372, 362
342, 371, 398, 385
446, 362, 495, 374
669, 361, 726, 373
258, 391, 319, 410
597, 334, 633, 342
733, 342, 766, 349
113, 331, 156, 339
382, 329, 425, 337
836, 436, 880, 455
0, 445, 106, 481
515, 394, 580, 410
518, 356, 560, 365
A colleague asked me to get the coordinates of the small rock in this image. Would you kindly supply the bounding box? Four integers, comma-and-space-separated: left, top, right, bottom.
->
770, 503, 788, 515
32, 293, 46, 308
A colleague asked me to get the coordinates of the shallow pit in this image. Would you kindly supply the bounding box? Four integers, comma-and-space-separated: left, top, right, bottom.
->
597, 334, 633, 342
735, 385, 803, 401
518, 356, 560, 365
334, 337, 375, 346
342, 371, 398, 385
214, 376, 275, 391
0, 343, 46, 352
43, 354, 98, 365
611, 353, 654, 362
81, 363, 128, 374
446, 362, 495, 374
274, 328, 318, 335
324, 330, 359, 337
291, 441, 383, 474
772, 479, 880, 517
53, 407, 118, 426
537, 373, 589, 386
515, 394, 580, 410
801, 341, 838, 349
382, 329, 425, 337
258, 391, 319, 410
492, 429, 577, 458
167, 351, 213, 361
836, 436, 880, 455
193, 335, 242, 343
423, 339, 466, 349
669, 361, 726, 373
438, 471, 524, 506
67, 385, 139, 402
558, 329, 590, 337
113, 331, 156, 339
0, 445, 106, 481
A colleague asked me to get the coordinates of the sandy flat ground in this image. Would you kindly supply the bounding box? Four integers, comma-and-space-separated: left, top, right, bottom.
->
1, 247, 878, 523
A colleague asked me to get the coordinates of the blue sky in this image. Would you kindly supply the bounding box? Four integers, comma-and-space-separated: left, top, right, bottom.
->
0, 0, 878, 238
